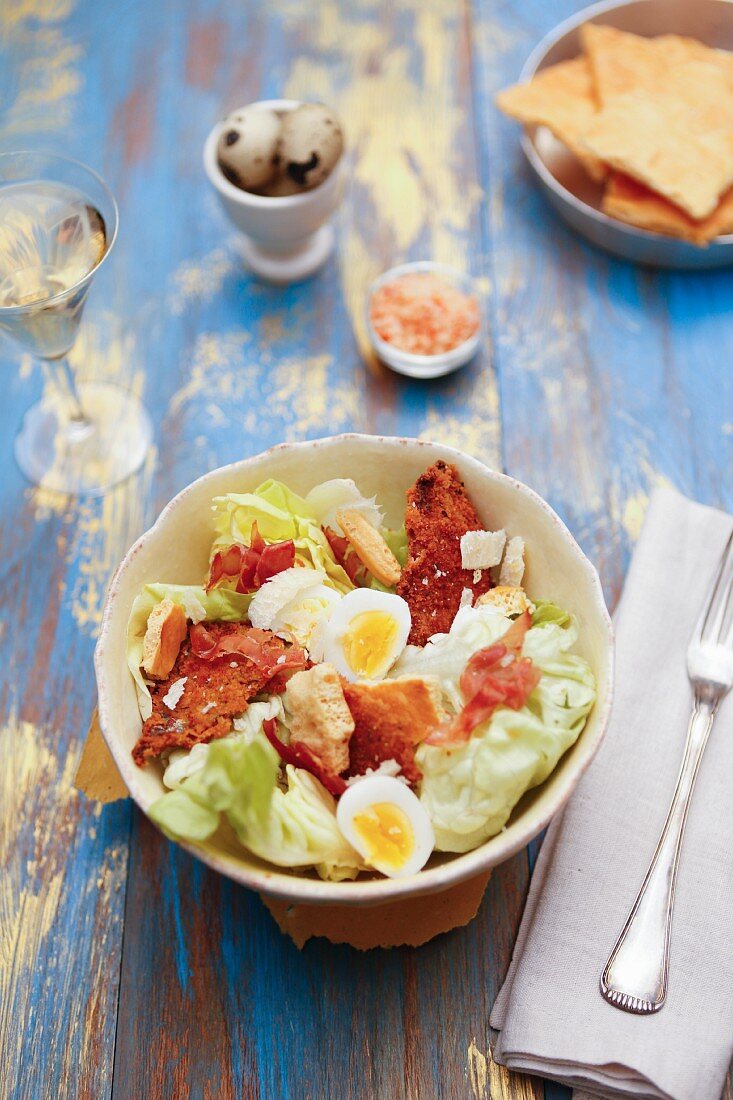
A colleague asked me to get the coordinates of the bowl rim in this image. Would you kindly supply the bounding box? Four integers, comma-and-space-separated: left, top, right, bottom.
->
517, 0, 733, 248
365, 262, 483, 378
95, 433, 614, 905
203, 98, 343, 210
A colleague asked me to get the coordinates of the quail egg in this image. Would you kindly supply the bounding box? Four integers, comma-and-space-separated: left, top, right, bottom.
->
217, 105, 281, 192
279, 103, 344, 192
336, 776, 434, 878
322, 589, 411, 682
259, 174, 303, 198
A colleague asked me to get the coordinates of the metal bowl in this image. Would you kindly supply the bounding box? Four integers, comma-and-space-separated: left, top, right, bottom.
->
519, 0, 733, 269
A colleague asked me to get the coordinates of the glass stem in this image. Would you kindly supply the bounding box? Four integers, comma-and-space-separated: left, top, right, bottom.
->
50, 355, 90, 428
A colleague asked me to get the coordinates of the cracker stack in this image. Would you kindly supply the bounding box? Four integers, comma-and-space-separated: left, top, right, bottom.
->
497, 25, 733, 246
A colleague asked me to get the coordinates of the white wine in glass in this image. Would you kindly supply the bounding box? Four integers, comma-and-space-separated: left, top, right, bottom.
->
0, 152, 153, 496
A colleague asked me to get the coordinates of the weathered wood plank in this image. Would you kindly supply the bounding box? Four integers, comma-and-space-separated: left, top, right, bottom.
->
0, 3, 142, 1098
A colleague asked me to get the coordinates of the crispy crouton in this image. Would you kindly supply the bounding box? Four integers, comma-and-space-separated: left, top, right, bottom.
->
476, 585, 534, 617
343, 677, 447, 784
499, 536, 525, 587
460, 529, 507, 570
284, 663, 355, 775
141, 599, 188, 679
335, 508, 402, 587
397, 461, 493, 645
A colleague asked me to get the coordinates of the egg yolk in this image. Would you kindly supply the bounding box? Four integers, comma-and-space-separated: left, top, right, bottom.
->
341, 611, 398, 678
352, 802, 415, 871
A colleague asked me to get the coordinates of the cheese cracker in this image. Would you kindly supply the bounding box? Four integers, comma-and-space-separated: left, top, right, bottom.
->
602, 173, 733, 245
496, 58, 607, 181
580, 24, 731, 104
582, 58, 733, 218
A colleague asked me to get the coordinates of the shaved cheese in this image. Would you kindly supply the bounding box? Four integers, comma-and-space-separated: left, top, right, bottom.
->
344, 759, 406, 786
248, 567, 327, 630
460, 529, 506, 570
459, 587, 474, 609
162, 677, 187, 710
305, 478, 384, 531
180, 591, 207, 624
499, 536, 526, 587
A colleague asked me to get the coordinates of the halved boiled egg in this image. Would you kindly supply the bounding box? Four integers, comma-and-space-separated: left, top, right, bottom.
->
336, 776, 434, 878
321, 589, 411, 681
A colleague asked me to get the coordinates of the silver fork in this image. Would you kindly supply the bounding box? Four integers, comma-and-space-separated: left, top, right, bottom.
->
601, 529, 733, 1015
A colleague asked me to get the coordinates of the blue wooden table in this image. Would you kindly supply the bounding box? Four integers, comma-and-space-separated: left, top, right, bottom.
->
2, 1, 732, 1097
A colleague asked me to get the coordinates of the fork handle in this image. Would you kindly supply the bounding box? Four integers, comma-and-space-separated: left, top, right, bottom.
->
600, 693, 717, 1014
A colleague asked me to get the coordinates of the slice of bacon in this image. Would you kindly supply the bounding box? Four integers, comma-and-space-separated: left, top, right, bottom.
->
257, 539, 296, 585
263, 718, 347, 798
189, 622, 308, 679
206, 521, 295, 593
189, 622, 222, 658
498, 610, 532, 653
207, 541, 261, 593
323, 524, 368, 586
190, 622, 270, 660
426, 612, 540, 746
458, 611, 531, 700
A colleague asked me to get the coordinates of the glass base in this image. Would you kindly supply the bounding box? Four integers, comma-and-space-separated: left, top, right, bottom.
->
14, 381, 153, 496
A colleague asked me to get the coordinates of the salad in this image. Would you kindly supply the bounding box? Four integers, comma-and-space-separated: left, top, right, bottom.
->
128, 460, 596, 881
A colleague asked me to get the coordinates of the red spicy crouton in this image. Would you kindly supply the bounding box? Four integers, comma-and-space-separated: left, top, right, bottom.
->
342, 677, 447, 785
397, 461, 493, 645
133, 622, 290, 765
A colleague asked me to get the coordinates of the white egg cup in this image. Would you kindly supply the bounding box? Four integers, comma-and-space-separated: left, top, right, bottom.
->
203, 99, 344, 284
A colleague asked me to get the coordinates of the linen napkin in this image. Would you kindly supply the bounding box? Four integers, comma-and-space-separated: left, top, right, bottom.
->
491, 487, 733, 1100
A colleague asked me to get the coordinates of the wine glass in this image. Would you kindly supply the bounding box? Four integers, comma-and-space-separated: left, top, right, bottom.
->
0, 151, 153, 496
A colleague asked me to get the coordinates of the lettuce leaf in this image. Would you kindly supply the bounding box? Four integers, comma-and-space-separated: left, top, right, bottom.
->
407, 604, 596, 852
211, 479, 354, 593
384, 526, 408, 567
162, 698, 284, 789
303, 481, 406, 595
304, 478, 384, 530
126, 583, 254, 719
148, 788, 220, 840
531, 600, 572, 629
149, 726, 364, 881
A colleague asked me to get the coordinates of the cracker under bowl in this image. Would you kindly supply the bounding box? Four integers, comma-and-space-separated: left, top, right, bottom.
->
518, 0, 733, 269
94, 435, 613, 939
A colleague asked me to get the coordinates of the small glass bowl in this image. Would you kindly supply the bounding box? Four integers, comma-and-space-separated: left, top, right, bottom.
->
366, 261, 483, 379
